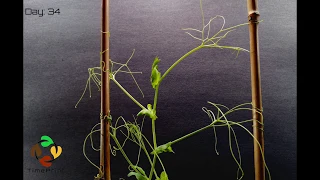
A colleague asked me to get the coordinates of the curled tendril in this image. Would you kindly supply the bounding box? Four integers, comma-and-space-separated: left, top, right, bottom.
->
182, 12, 250, 59
75, 49, 144, 108
83, 125, 103, 178
202, 107, 219, 155
111, 145, 117, 156
202, 102, 270, 180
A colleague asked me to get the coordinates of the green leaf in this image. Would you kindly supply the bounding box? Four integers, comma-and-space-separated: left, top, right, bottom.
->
134, 166, 147, 176
127, 166, 148, 180
137, 104, 157, 120
129, 125, 142, 141
150, 57, 161, 89
160, 171, 169, 180
40, 135, 54, 147
151, 142, 174, 155
127, 172, 148, 180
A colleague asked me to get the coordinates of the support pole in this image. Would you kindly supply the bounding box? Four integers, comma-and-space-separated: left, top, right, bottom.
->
246, 0, 265, 180
99, 0, 111, 179
247, 0, 265, 180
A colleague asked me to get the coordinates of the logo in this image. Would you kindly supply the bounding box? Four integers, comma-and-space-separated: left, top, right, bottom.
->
30, 135, 63, 167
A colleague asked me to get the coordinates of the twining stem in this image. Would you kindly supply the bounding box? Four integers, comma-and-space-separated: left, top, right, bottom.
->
148, 43, 203, 178
109, 133, 141, 175
149, 44, 215, 179
141, 137, 159, 179
153, 86, 160, 110
148, 46, 204, 179
149, 85, 160, 179
149, 120, 158, 179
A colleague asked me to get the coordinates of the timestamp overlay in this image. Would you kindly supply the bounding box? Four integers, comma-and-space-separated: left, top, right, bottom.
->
24, 8, 61, 17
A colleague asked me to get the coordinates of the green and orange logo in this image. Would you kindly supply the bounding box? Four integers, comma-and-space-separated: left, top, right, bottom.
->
30, 135, 63, 167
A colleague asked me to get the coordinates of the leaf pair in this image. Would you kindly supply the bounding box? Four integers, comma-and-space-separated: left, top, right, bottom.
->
151, 142, 174, 155
127, 166, 168, 180
151, 57, 161, 89
137, 104, 157, 121
127, 166, 149, 180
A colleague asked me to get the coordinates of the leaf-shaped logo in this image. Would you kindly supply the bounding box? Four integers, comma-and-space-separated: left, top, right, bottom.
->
30, 144, 42, 158
50, 145, 62, 159
40, 135, 54, 147
39, 155, 53, 167
31, 135, 62, 167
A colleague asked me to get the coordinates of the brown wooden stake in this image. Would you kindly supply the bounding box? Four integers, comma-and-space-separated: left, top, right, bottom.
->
99, 0, 111, 179
246, 0, 265, 180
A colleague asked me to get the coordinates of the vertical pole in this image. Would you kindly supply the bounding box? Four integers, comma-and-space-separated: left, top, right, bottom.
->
99, 0, 111, 179
246, 0, 265, 180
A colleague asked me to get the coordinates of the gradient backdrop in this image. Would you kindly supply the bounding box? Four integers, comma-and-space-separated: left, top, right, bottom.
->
23, 0, 296, 179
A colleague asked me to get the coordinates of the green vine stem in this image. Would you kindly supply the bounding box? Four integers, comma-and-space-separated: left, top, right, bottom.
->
111, 76, 146, 110
159, 45, 203, 84
170, 121, 217, 145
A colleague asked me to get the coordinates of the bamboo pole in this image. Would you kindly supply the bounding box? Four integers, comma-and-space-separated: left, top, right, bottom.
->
99, 0, 111, 179
246, 0, 265, 180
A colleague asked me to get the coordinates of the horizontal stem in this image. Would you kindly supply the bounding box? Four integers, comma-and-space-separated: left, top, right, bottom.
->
171, 121, 218, 145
